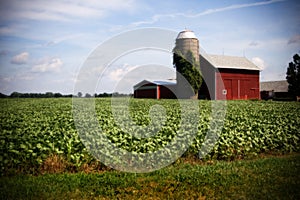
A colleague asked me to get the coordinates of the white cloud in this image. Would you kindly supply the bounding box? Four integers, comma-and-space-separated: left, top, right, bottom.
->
32, 58, 63, 72
0, 0, 137, 22
108, 64, 138, 81
288, 34, 300, 44
19, 74, 35, 81
1, 76, 13, 82
45, 33, 83, 46
0, 73, 35, 83
249, 41, 259, 47
11, 52, 29, 65
196, 0, 286, 16
128, 0, 286, 27
260, 71, 285, 81
252, 57, 266, 70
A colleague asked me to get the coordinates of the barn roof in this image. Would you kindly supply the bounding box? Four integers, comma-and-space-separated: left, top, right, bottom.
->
202, 54, 261, 71
134, 79, 176, 90
260, 80, 288, 92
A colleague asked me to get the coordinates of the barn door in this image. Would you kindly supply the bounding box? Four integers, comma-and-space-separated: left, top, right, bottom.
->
224, 79, 232, 100
240, 80, 249, 99
232, 80, 238, 99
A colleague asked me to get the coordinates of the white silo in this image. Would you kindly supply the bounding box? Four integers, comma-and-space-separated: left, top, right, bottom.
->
174, 30, 201, 99
175, 30, 200, 69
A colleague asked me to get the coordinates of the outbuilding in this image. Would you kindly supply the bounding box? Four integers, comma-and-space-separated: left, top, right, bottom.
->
260, 80, 290, 100
133, 80, 176, 99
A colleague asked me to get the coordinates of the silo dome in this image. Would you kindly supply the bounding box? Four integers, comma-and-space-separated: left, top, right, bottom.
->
176, 30, 197, 39
175, 30, 200, 65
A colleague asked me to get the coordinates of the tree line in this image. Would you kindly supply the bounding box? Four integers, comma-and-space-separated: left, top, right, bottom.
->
0, 92, 132, 98
286, 53, 300, 100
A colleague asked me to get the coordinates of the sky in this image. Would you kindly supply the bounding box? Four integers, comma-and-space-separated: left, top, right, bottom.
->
0, 0, 299, 95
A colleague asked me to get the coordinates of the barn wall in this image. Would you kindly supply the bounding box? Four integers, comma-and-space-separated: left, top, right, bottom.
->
134, 83, 157, 99
216, 69, 260, 100
134, 83, 176, 99
160, 85, 176, 99
134, 89, 157, 98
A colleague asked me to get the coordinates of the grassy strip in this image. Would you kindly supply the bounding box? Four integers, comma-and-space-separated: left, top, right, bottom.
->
1, 154, 299, 200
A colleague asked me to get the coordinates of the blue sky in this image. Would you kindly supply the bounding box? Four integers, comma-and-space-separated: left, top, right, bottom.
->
0, 0, 299, 94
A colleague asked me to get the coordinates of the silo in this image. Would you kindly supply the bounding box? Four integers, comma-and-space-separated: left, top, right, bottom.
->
174, 30, 201, 99
175, 30, 200, 69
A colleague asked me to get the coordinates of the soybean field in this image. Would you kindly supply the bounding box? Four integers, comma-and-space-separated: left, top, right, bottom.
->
0, 98, 299, 175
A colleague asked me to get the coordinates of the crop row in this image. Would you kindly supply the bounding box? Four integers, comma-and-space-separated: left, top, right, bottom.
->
0, 98, 299, 174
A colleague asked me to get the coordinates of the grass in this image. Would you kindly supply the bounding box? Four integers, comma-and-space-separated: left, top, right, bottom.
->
1, 153, 299, 200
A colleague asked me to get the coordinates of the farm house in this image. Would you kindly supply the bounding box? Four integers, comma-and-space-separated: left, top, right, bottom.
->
133, 30, 261, 100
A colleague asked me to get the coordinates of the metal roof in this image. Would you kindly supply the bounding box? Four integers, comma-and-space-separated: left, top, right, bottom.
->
151, 80, 176, 85
134, 79, 176, 90
176, 30, 197, 39
260, 80, 288, 92
202, 54, 261, 71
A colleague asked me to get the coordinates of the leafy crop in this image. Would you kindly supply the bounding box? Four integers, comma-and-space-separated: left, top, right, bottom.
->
0, 98, 299, 174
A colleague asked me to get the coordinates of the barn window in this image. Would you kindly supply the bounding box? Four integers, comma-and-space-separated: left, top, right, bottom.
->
222, 89, 227, 95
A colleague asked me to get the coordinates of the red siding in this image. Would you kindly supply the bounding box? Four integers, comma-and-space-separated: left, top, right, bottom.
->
160, 86, 176, 99
134, 83, 176, 99
134, 83, 157, 98
216, 69, 260, 100
157, 85, 160, 99
134, 88, 156, 98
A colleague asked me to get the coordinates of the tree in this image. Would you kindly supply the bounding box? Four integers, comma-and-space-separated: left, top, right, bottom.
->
54, 93, 63, 98
45, 92, 54, 98
10, 92, 21, 98
77, 92, 82, 98
173, 50, 202, 95
85, 93, 92, 98
286, 54, 300, 99
0, 93, 7, 98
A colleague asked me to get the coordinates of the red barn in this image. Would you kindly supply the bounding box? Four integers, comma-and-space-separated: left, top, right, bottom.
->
133, 30, 261, 100
133, 54, 260, 100
199, 54, 260, 100
134, 80, 176, 99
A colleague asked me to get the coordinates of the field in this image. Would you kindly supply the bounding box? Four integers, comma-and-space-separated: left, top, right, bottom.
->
0, 98, 299, 174
0, 98, 299, 198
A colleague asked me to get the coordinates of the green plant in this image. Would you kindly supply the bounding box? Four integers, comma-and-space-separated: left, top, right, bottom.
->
0, 98, 299, 175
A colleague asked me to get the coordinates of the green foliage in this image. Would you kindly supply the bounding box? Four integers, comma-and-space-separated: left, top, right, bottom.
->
0, 98, 299, 175
196, 100, 300, 160
8, 92, 73, 98
286, 54, 300, 98
173, 50, 202, 94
